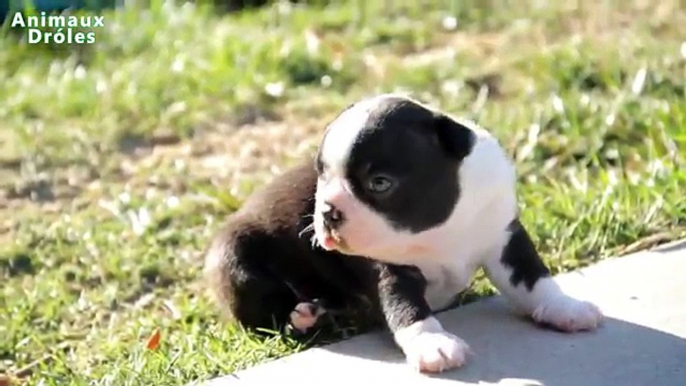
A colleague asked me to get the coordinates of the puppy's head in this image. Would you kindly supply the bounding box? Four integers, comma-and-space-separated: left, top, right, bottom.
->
313, 94, 476, 258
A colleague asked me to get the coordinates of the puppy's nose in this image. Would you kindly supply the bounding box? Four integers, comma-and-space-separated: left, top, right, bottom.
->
322, 203, 344, 229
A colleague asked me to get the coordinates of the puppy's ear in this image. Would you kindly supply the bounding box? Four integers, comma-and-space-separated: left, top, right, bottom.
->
433, 113, 475, 160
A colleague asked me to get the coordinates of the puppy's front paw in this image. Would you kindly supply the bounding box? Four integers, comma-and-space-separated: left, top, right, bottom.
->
402, 331, 470, 373
289, 302, 325, 333
532, 296, 603, 332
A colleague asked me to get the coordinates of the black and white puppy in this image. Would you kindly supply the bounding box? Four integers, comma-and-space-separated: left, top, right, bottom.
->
204, 94, 603, 373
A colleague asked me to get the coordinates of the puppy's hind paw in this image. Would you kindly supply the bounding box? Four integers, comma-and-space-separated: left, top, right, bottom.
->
289, 301, 326, 333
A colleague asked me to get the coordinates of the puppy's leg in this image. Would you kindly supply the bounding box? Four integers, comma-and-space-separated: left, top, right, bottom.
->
377, 264, 470, 373
483, 219, 603, 332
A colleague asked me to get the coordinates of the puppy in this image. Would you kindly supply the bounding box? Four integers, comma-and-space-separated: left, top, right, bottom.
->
204, 94, 603, 373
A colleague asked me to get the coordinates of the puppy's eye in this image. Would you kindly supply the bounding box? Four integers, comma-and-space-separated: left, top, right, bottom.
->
366, 175, 394, 194
315, 156, 325, 174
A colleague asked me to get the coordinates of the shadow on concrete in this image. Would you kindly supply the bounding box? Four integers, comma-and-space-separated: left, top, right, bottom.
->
321, 296, 686, 386
655, 238, 686, 253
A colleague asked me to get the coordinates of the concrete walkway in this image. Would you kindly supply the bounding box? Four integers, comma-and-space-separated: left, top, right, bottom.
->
203, 240, 686, 386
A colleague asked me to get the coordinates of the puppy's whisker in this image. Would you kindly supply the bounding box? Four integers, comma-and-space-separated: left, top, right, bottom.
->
298, 222, 315, 239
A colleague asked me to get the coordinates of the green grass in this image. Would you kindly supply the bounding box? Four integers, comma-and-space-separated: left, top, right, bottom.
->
1, 0, 685, 384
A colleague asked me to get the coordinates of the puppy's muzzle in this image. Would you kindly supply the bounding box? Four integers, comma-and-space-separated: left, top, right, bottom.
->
322, 202, 345, 230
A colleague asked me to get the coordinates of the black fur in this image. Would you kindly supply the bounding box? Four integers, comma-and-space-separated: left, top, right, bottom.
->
377, 264, 433, 332
205, 161, 432, 336
501, 219, 551, 291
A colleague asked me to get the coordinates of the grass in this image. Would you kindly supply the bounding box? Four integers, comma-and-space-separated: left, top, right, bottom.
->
1, 0, 685, 384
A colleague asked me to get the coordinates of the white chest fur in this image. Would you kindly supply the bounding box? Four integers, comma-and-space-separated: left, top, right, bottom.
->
417, 257, 479, 311
413, 218, 513, 311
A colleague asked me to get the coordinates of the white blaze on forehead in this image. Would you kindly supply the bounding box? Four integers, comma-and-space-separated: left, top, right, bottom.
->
320, 93, 413, 175
321, 108, 367, 175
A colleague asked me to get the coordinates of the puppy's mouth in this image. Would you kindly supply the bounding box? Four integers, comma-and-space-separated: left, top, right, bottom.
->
319, 228, 349, 252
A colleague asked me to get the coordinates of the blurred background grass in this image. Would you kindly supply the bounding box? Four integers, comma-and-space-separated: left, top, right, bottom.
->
1, 0, 685, 385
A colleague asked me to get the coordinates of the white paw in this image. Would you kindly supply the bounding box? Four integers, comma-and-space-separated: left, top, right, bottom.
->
402, 331, 471, 373
289, 302, 325, 333
532, 296, 603, 332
